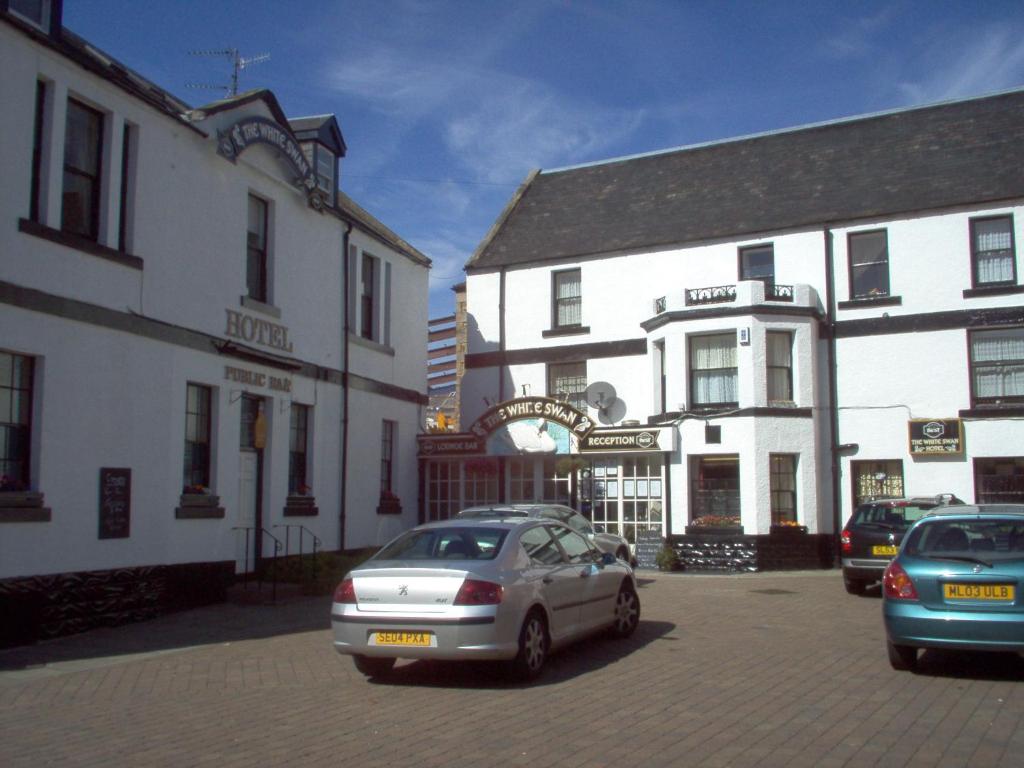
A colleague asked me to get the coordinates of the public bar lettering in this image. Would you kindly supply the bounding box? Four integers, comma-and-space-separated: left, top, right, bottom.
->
224, 365, 291, 393
225, 309, 294, 353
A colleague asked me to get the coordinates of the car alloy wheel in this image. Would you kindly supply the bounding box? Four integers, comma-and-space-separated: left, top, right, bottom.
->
611, 584, 640, 638
511, 611, 548, 681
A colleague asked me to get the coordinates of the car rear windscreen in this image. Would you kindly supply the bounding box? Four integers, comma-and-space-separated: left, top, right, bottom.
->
905, 519, 1024, 562
853, 503, 935, 528
375, 527, 508, 560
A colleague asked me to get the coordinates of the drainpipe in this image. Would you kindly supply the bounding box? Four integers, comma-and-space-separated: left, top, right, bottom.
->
340, 219, 353, 551
824, 225, 842, 565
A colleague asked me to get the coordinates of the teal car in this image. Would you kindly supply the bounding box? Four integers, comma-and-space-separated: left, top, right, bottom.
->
883, 505, 1024, 671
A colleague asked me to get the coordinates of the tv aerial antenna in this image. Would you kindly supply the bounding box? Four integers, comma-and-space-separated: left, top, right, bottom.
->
187, 48, 271, 97
585, 381, 627, 425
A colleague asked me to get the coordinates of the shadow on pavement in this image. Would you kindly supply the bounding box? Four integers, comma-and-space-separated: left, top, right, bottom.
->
912, 649, 1024, 681
0, 594, 333, 673
366, 619, 678, 690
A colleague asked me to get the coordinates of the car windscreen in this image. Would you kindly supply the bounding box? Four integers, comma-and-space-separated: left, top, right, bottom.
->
852, 503, 936, 529
905, 519, 1024, 562
374, 527, 509, 561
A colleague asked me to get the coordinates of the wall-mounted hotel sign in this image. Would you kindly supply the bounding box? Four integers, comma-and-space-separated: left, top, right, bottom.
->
225, 309, 293, 353
581, 428, 664, 453
418, 434, 483, 456
216, 116, 326, 210
908, 419, 964, 455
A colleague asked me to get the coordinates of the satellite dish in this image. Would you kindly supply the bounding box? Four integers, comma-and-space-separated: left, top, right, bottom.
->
585, 382, 617, 410
598, 398, 628, 425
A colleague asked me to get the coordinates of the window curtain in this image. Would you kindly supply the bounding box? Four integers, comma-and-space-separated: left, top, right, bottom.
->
555, 272, 581, 326
972, 331, 1024, 398
692, 334, 737, 404
767, 332, 792, 401
974, 220, 1014, 284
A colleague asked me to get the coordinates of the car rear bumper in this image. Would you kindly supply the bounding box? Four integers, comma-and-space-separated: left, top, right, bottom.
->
884, 601, 1024, 652
841, 558, 889, 582
330, 607, 519, 660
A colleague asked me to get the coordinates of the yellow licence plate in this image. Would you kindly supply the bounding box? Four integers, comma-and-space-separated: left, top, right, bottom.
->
944, 584, 1015, 601
374, 631, 432, 647
872, 545, 898, 556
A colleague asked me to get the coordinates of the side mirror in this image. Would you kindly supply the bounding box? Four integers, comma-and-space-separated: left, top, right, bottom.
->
600, 552, 617, 566
594, 524, 606, 534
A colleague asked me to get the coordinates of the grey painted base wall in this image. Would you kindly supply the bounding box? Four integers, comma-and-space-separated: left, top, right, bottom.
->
668, 533, 835, 573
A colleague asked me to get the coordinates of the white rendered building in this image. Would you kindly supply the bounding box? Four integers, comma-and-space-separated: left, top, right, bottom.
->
423, 89, 1024, 571
0, 1, 429, 644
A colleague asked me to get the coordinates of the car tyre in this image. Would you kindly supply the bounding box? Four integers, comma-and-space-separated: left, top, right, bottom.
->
611, 583, 640, 638
352, 655, 396, 679
844, 577, 867, 595
886, 639, 918, 671
509, 610, 548, 681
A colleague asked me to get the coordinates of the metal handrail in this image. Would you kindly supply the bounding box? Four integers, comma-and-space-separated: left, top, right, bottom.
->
273, 524, 322, 583
232, 525, 283, 602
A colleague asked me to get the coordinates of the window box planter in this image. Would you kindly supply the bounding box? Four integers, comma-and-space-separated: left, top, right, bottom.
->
377, 497, 403, 515
284, 495, 318, 517
176, 492, 224, 519
0, 491, 51, 522
770, 524, 808, 535
684, 525, 744, 536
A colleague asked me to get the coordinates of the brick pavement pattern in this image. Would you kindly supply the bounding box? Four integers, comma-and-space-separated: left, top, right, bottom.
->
1, 570, 1022, 767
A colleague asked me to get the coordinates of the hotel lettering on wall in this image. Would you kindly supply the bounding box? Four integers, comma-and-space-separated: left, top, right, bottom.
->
225, 309, 294, 353
908, 419, 964, 455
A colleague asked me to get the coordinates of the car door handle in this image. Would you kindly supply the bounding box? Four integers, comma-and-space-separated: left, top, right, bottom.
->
542, 576, 554, 584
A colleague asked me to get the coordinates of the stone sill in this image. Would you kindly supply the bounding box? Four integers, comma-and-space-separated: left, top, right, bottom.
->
0, 506, 52, 523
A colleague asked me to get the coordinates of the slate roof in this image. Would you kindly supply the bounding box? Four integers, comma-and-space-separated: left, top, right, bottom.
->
467, 89, 1024, 270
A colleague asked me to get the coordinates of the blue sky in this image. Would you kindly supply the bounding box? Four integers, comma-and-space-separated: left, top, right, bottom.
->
64, 1, 1024, 319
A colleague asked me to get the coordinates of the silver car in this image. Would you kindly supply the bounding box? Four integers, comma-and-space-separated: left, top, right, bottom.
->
331, 517, 640, 681
458, 503, 638, 567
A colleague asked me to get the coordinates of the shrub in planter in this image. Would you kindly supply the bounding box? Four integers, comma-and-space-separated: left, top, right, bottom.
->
655, 546, 681, 571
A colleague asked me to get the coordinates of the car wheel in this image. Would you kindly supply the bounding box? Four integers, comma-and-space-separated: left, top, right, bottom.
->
509, 610, 548, 681
886, 639, 918, 671
352, 655, 396, 679
611, 583, 640, 638
844, 577, 866, 595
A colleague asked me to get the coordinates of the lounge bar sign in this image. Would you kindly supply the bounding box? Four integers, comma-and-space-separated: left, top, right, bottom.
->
581, 428, 662, 453
908, 419, 964, 455
216, 117, 325, 209
417, 434, 484, 456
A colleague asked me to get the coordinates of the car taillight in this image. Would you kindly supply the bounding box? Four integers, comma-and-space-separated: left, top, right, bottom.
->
883, 561, 918, 600
453, 579, 503, 605
841, 529, 852, 553
333, 578, 356, 604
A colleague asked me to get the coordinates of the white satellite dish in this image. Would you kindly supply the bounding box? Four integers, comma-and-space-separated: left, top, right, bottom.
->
598, 398, 628, 425
585, 382, 617, 410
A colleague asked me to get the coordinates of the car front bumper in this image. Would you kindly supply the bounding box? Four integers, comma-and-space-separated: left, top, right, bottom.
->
884, 600, 1024, 652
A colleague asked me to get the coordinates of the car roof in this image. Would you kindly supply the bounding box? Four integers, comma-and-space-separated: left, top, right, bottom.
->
859, 494, 963, 506
918, 504, 1024, 520
413, 516, 568, 531
458, 504, 576, 518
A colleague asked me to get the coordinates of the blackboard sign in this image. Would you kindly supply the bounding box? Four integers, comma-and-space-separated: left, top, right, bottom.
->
99, 467, 131, 539
634, 528, 665, 570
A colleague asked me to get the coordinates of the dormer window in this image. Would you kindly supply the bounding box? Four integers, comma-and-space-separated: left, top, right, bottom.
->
301, 143, 336, 205
9, 0, 51, 31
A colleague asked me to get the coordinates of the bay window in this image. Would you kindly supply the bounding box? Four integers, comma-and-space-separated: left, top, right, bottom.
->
690, 333, 738, 408
767, 331, 793, 404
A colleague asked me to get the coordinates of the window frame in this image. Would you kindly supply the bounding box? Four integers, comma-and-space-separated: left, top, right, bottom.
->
551, 268, 582, 329
769, 454, 798, 525
851, 459, 904, 507
246, 194, 269, 303
62, 97, 104, 241
288, 404, 310, 495
183, 383, 213, 491
380, 419, 396, 494
766, 330, 794, 404
738, 243, 774, 284
0, 351, 34, 491
968, 327, 1024, 407
969, 215, 1017, 288
547, 361, 587, 413
8, 0, 51, 31
847, 229, 890, 299
361, 252, 378, 341
689, 332, 739, 409
973, 457, 1024, 504
30, 80, 47, 223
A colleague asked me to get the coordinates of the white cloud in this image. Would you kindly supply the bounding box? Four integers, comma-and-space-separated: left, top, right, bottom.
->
896, 26, 1024, 104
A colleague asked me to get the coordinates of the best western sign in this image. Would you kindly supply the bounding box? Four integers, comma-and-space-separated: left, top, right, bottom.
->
908, 419, 963, 455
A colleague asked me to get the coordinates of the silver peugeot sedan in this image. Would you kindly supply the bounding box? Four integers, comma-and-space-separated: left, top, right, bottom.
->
331, 517, 640, 681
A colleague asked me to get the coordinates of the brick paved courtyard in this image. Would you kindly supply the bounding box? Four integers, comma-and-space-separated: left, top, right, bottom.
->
1, 570, 1022, 767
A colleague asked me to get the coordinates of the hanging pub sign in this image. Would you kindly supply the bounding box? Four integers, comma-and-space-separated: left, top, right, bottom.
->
469, 397, 595, 440
216, 116, 325, 209
908, 419, 964, 455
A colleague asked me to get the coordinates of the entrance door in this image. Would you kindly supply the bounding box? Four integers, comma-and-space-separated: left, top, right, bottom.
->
236, 395, 264, 573
582, 456, 665, 545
